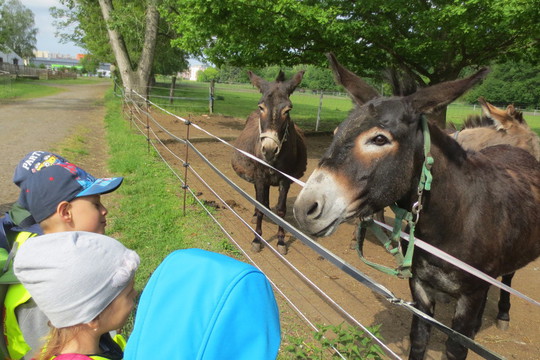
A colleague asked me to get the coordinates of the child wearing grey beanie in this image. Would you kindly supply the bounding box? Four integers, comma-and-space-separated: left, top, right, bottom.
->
13, 231, 140, 360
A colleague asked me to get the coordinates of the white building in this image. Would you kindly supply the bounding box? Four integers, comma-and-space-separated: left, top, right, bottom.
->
0, 50, 25, 66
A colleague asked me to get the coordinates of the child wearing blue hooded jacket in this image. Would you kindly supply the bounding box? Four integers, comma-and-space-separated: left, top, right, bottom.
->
125, 248, 281, 360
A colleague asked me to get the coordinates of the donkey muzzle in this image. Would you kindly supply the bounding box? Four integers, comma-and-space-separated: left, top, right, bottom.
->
260, 131, 281, 162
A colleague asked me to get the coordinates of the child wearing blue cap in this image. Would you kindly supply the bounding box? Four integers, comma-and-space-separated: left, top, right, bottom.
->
2, 151, 124, 360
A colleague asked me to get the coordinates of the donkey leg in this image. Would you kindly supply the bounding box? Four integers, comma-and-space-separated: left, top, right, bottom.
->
275, 180, 291, 255
496, 272, 514, 330
408, 278, 436, 360
251, 182, 270, 252
445, 287, 490, 360
473, 291, 488, 335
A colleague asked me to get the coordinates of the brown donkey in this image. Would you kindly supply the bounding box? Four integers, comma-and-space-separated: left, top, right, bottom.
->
232, 70, 307, 255
294, 53, 540, 360
451, 97, 540, 160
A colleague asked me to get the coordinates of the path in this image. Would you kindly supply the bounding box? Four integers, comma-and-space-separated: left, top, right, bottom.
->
0, 81, 110, 214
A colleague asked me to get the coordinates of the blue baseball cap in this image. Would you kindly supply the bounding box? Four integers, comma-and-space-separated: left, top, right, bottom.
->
15, 151, 123, 223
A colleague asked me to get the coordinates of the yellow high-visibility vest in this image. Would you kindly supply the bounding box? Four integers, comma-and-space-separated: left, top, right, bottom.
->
3, 231, 36, 360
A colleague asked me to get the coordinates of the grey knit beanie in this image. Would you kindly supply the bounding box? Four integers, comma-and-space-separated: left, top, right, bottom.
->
13, 231, 140, 328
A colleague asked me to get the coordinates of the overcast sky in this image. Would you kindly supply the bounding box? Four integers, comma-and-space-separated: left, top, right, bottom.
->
22, 0, 85, 56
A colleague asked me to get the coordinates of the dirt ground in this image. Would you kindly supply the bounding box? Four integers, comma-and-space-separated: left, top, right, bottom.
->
1, 85, 539, 359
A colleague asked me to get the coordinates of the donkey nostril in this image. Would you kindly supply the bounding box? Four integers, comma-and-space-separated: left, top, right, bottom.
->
307, 202, 319, 217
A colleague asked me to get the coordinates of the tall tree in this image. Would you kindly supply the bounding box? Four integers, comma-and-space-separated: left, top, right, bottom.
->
0, 0, 37, 59
53, 0, 187, 97
98, 0, 159, 97
162, 0, 538, 126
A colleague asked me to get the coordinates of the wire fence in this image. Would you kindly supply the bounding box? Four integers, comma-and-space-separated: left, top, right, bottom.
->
117, 85, 539, 360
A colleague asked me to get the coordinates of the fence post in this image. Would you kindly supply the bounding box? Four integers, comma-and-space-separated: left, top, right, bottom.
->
169, 75, 177, 105
316, 91, 324, 131
209, 79, 215, 114
182, 115, 192, 216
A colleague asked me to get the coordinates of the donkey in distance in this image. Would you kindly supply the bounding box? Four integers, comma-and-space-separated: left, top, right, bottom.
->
450, 97, 540, 161
232, 70, 307, 255
294, 53, 540, 360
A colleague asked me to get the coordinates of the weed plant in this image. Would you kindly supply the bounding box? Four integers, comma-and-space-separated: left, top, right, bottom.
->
285, 323, 385, 359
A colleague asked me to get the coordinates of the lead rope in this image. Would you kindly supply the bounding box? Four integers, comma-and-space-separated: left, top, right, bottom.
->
356, 116, 433, 278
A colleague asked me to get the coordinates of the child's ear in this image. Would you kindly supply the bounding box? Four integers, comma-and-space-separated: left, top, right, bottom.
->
85, 318, 101, 333
57, 201, 72, 222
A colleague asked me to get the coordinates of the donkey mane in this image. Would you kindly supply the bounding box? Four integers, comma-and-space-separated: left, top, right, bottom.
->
462, 114, 495, 129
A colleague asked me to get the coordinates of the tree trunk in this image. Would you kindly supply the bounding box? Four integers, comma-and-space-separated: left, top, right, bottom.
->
98, 0, 159, 100
137, 1, 159, 99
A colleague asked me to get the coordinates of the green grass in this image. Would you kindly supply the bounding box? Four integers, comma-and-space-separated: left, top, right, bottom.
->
100, 89, 238, 334
150, 80, 540, 135
0, 77, 111, 101
103, 89, 236, 281
0, 78, 65, 100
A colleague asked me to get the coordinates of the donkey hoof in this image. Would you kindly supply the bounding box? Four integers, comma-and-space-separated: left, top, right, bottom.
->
496, 319, 509, 331
349, 240, 356, 250
277, 244, 288, 255
251, 242, 262, 253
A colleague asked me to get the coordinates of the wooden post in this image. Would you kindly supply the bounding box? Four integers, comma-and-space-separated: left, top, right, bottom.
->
209, 79, 215, 114
169, 75, 177, 104
316, 91, 324, 131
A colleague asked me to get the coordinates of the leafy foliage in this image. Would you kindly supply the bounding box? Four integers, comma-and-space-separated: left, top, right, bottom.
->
78, 53, 101, 74
462, 61, 540, 108
52, 0, 188, 76
285, 323, 385, 359
0, 0, 37, 58
162, 0, 538, 87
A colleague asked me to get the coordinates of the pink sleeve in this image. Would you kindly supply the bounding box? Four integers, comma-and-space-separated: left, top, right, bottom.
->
51, 354, 93, 360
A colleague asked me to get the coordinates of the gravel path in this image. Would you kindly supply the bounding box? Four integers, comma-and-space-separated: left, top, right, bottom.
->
0, 81, 110, 215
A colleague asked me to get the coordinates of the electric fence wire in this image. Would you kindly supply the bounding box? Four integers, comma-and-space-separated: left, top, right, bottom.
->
120, 87, 539, 360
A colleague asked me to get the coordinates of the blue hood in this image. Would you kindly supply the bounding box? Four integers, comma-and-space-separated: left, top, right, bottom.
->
125, 249, 281, 360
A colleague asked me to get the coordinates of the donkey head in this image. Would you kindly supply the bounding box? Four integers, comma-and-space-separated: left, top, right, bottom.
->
293, 53, 488, 237
478, 96, 525, 130
248, 70, 305, 163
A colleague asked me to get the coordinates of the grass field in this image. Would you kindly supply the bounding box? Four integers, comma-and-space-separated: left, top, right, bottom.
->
0, 76, 111, 100
150, 79, 540, 135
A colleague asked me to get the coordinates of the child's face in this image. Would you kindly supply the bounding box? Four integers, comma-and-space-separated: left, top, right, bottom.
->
100, 279, 137, 332
69, 195, 109, 234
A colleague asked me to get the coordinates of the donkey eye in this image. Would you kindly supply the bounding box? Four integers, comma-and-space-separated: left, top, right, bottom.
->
282, 107, 292, 116
371, 135, 389, 146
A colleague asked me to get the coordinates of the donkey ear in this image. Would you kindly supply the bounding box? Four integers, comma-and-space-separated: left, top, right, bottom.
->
248, 70, 268, 93
479, 96, 509, 130
326, 52, 379, 105
285, 70, 305, 94
407, 68, 489, 114
276, 70, 286, 82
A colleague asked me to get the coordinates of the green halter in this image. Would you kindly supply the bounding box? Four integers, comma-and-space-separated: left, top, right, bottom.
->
356, 115, 434, 278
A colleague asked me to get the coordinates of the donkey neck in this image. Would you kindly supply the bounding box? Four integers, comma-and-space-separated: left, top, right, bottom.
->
396, 121, 469, 230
